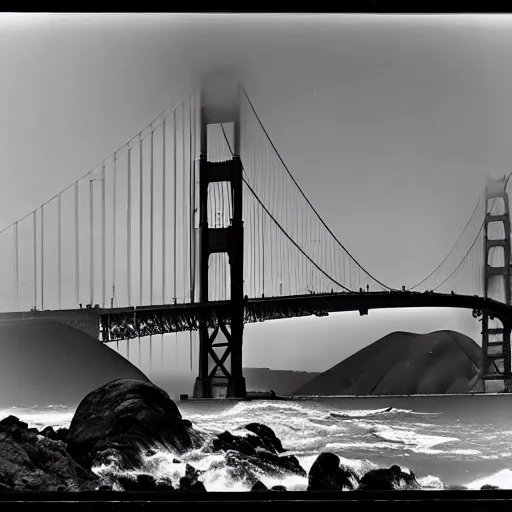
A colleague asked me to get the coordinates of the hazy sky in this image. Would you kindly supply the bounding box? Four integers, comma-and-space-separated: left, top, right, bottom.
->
1, 13, 511, 372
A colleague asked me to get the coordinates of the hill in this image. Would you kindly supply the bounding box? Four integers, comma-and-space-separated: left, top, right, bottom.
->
293, 330, 482, 396
0, 319, 150, 408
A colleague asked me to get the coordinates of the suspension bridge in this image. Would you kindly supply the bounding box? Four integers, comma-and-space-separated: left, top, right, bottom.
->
1, 69, 512, 397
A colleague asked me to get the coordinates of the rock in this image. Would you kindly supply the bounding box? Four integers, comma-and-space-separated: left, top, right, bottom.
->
307, 452, 357, 491
271, 485, 287, 491
212, 424, 286, 458
185, 464, 201, 483
135, 474, 158, 491
245, 423, 285, 453
251, 480, 268, 491
116, 473, 157, 491
0, 415, 98, 492
178, 463, 205, 491
95, 484, 113, 491
252, 450, 306, 477
179, 477, 207, 492
212, 431, 256, 456
359, 465, 420, 490
208, 423, 305, 486
41, 426, 69, 443
481, 484, 500, 490
155, 477, 175, 491
223, 449, 305, 486
67, 379, 198, 470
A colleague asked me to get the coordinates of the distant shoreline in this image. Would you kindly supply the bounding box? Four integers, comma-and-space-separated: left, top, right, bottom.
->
182, 392, 512, 402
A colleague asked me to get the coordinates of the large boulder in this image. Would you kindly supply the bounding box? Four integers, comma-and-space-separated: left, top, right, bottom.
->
222, 449, 305, 484
359, 465, 420, 490
211, 424, 287, 457
244, 423, 285, 453
67, 379, 200, 471
0, 415, 97, 491
207, 423, 305, 487
307, 452, 358, 491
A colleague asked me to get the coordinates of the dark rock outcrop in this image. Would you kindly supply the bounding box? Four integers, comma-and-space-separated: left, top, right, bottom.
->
307, 452, 358, 491
41, 426, 69, 443
0, 415, 98, 491
211, 424, 287, 458
251, 480, 268, 491
359, 465, 420, 490
245, 423, 285, 453
67, 379, 200, 471
178, 465, 207, 492
116, 473, 158, 491
208, 423, 305, 486
222, 448, 306, 484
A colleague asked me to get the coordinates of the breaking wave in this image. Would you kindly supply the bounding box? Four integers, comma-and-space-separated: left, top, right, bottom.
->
3, 397, 512, 490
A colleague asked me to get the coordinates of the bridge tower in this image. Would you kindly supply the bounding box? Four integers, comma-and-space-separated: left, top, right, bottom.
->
192, 70, 247, 399
482, 176, 512, 391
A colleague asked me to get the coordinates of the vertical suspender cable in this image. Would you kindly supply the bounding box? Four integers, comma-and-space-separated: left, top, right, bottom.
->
150, 129, 154, 305
139, 134, 143, 306
182, 104, 187, 304
162, 119, 166, 370
14, 222, 18, 310
189, 93, 195, 372
112, 153, 117, 307
138, 136, 143, 364
173, 109, 178, 365
173, 109, 177, 302
75, 183, 79, 306
162, 119, 167, 304
89, 178, 94, 306
33, 211, 37, 309
192, 90, 199, 304
262, 205, 265, 296
127, 147, 132, 306
57, 194, 62, 309
41, 205, 44, 310
189, 94, 194, 304
149, 129, 154, 373
101, 165, 106, 308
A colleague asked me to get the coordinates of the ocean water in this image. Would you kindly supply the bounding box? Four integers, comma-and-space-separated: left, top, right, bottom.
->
2, 394, 512, 491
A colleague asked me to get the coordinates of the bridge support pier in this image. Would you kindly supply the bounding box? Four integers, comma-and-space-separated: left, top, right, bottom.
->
193, 70, 246, 399
482, 176, 512, 392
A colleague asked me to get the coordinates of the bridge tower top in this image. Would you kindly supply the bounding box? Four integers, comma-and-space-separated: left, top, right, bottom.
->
200, 68, 241, 126
485, 175, 508, 199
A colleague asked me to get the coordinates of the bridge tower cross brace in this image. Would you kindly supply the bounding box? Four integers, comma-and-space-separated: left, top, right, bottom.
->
482, 176, 512, 391
192, 72, 247, 399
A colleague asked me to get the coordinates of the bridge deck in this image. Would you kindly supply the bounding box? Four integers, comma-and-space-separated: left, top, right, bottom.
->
1, 291, 507, 342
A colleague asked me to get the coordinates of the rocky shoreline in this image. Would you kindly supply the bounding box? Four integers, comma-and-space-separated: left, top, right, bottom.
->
0, 379, 499, 492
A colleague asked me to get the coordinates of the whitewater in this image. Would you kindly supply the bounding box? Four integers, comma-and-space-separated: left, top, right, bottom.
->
2, 395, 512, 491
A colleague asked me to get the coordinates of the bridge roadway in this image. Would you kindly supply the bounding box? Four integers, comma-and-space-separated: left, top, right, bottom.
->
99, 290, 512, 341
0, 291, 510, 342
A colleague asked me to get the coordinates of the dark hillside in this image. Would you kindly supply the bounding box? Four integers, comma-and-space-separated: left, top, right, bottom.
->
294, 330, 482, 396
